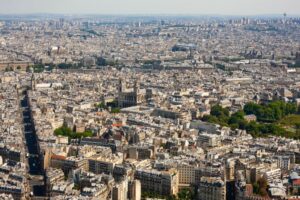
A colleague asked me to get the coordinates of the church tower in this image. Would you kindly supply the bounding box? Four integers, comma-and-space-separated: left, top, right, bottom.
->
118, 78, 125, 93
134, 79, 140, 94
31, 73, 36, 91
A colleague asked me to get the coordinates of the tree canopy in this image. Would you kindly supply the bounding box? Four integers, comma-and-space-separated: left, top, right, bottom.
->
54, 126, 93, 139
253, 177, 268, 196
202, 101, 300, 139
244, 101, 297, 122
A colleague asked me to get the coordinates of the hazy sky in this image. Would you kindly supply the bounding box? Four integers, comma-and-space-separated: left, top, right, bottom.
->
0, 0, 299, 15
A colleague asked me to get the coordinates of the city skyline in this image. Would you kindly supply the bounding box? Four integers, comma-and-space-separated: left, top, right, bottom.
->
0, 0, 300, 199
0, 0, 299, 16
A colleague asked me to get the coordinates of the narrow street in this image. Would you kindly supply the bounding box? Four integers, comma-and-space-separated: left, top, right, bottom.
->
19, 91, 46, 197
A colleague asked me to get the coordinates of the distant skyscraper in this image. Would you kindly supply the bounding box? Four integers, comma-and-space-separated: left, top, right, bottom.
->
283, 13, 287, 24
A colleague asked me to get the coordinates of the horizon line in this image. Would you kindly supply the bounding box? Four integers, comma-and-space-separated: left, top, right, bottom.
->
0, 13, 299, 18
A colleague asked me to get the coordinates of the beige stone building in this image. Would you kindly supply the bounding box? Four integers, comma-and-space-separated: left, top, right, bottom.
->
134, 168, 179, 196
118, 78, 146, 108
198, 176, 226, 200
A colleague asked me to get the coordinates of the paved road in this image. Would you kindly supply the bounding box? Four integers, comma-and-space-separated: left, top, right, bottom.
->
20, 94, 46, 196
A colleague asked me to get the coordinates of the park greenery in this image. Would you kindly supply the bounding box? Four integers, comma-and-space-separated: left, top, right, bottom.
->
243, 101, 298, 122
57, 62, 83, 69
215, 63, 226, 70
252, 177, 268, 197
95, 101, 121, 114
5, 67, 14, 72
5, 58, 126, 74
141, 188, 195, 200
32, 64, 48, 72
111, 107, 121, 113
54, 126, 93, 139
27, 62, 83, 73
202, 101, 300, 139
96, 102, 107, 109
220, 57, 243, 63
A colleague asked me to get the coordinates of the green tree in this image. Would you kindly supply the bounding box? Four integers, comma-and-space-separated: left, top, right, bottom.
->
253, 182, 259, 194
202, 101, 300, 139
54, 126, 73, 137
206, 115, 220, 124
211, 105, 229, 117
96, 102, 107, 109
296, 123, 300, 129
97, 57, 107, 66
257, 177, 268, 196
244, 102, 261, 115
54, 126, 93, 139
253, 177, 268, 196
244, 101, 298, 122
245, 121, 260, 134
177, 188, 194, 200
111, 108, 121, 114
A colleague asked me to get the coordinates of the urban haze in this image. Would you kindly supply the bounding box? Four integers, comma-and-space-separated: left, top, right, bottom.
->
0, 1, 300, 200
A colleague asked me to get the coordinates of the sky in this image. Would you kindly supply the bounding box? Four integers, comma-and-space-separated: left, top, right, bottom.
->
0, 0, 299, 16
